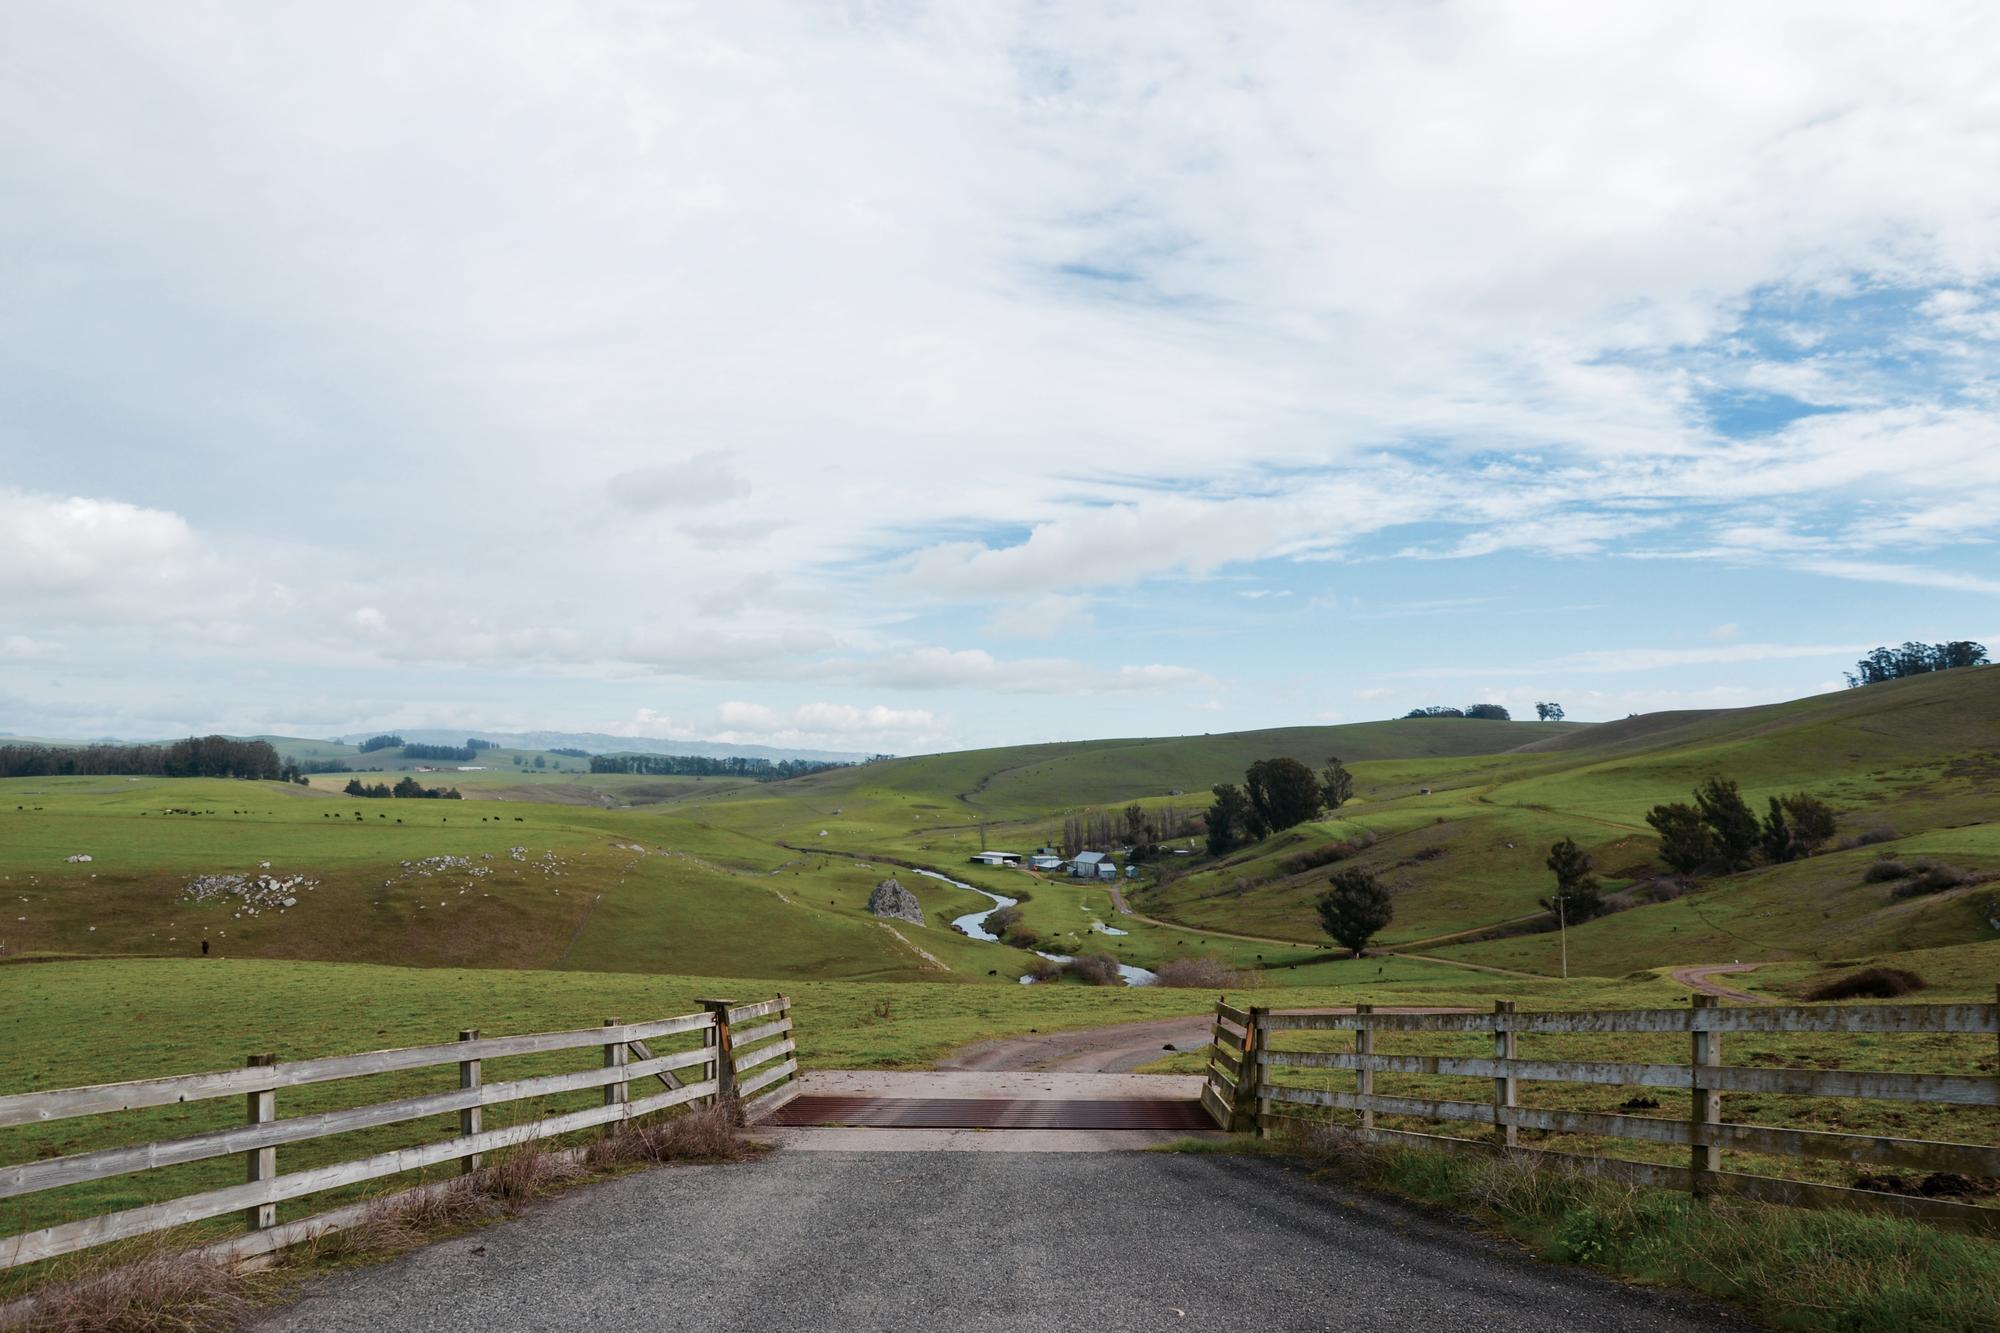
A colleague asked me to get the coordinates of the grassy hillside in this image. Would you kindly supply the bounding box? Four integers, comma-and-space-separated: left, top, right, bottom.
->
776, 717, 1584, 821
1141, 669, 2000, 971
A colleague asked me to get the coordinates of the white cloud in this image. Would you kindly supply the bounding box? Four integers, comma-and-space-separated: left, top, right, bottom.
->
983, 594, 1095, 640
710, 700, 942, 752
607, 707, 680, 739
4, 5, 2000, 743
1798, 561, 2000, 597
607, 453, 752, 512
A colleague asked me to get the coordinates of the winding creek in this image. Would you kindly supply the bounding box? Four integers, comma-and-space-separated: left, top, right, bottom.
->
907, 866, 1157, 987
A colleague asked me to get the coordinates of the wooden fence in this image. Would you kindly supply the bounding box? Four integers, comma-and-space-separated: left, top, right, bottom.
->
0, 995, 800, 1272
1203, 992, 2000, 1232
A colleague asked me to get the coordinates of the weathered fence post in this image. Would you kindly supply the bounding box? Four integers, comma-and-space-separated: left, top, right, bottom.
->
700, 999, 738, 1108
602, 1018, 628, 1135
1493, 1000, 1518, 1150
1232, 1006, 1267, 1134
1690, 994, 1721, 1196
1354, 1003, 1376, 1133
458, 1029, 482, 1174
244, 1053, 277, 1231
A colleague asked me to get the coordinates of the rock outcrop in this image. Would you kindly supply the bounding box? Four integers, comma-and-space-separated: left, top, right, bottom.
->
867, 878, 925, 926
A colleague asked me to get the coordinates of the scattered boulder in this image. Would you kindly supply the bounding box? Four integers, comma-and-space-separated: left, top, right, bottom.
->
866, 878, 925, 926
65, 854, 92, 864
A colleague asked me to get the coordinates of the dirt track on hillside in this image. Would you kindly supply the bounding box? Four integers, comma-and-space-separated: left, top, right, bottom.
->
1670, 963, 1774, 1004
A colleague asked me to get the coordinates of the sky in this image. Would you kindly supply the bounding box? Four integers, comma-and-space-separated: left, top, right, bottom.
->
3, 2, 1998, 756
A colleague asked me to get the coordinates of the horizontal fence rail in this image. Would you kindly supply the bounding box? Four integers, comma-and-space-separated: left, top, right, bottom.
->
0, 995, 797, 1273
1214, 991, 2000, 1233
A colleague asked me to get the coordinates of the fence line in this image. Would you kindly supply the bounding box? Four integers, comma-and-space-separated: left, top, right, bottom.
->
0, 996, 799, 1271
1200, 990, 2000, 1233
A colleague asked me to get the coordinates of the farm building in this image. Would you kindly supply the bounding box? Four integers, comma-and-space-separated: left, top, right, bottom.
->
969, 851, 1022, 867
1068, 851, 1117, 880
1028, 854, 1065, 871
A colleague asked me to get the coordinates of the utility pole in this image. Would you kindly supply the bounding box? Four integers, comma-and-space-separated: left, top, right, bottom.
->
1557, 893, 1568, 981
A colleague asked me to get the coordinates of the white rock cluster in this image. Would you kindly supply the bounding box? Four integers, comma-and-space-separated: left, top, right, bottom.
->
399, 855, 492, 879
183, 871, 319, 915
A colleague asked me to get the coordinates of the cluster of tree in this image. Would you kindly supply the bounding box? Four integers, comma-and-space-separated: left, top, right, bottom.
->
398, 743, 474, 762
356, 734, 404, 753
342, 776, 463, 799
1056, 803, 1199, 858
1534, 702, 1566, 721
512, 755, 547, 769
296, 759, 353, 775
1403, 704, 1512, 720
1843, 641, 1988, 687
1645, 777, 1836, 873
466, 738, 498, 752
0, 737, 288, 781
586, 753, 849, 781
548, 747, 591, 758
1205, 757, 1356, 856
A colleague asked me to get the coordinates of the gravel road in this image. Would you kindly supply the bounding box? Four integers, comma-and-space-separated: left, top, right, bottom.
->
257, 1152, 1732, 1333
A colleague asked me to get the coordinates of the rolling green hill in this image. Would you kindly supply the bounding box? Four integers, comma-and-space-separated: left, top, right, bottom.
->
3, 669, 1994, 990
1140, 668, 1999, 968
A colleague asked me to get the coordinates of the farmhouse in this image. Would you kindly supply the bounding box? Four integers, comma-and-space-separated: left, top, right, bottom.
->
1068, 851, 1118, 880
969, 851, 1022, 867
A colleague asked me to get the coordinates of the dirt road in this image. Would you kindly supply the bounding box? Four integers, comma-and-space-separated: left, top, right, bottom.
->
1669, 963, 1774, 1004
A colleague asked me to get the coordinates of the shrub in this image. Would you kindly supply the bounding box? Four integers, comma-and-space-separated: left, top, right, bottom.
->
1861, 859, 1911, 883
1153, 955, 1246, 988
1838, 826, 1899, 849
1887, 859, 1983, 899
1411, 846, 1446, 862
1805, 967, 1928, 1000
1277, 831, 1375, 875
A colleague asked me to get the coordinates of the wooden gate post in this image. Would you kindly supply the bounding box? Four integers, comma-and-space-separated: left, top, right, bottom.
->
699, 999, 738, 1108
602, 1018, 628, 1135
1493, 1000, 1518, 1150
1690, 994, 1721, 1196
458, 1029, 482, 1174
1231, 1007, 1267, 1134
244, 1053, 277, 1231
1354, 1004, 1376, 1133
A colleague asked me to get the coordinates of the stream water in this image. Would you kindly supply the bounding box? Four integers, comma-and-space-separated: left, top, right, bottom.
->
907, 866, 1156, 987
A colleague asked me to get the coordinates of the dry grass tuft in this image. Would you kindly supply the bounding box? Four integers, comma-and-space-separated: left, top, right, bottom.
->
586, 1102, 751, 1167
6, 1249, 259, 1333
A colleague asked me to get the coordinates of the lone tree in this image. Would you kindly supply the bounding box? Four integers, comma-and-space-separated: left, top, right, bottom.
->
1124, 802, 1149, 843
1316, 868, 1394, 958
1319, 756, 1354, 810
1693, 777, 1760, 870
1541, 837, 1605, 921
1645, 801, 1714, 873
1534, 701, 1566, 721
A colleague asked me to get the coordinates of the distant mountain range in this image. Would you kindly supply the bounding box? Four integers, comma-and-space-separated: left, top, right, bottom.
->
329, 729, 872, 764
